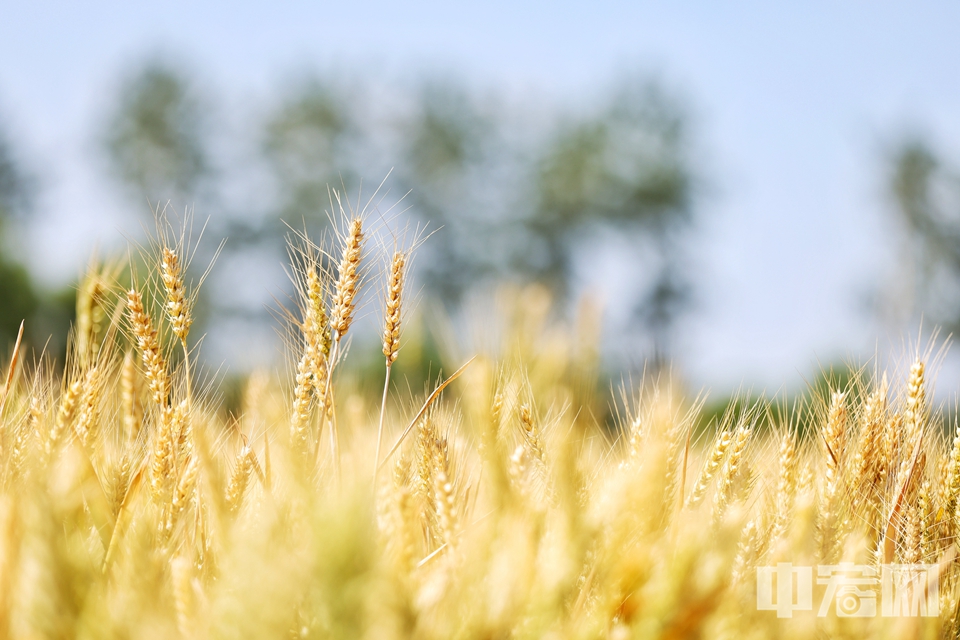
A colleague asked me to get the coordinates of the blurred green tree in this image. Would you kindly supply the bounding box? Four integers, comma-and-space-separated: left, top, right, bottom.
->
397, 80, 499, 303
102, 59, 212, 210
531, 79, 696, 361
261, 77, 356, 226
0, 122, 39, 347
98, 59, 231, 354
884, 139, 960, 335
391, 76, 699, 362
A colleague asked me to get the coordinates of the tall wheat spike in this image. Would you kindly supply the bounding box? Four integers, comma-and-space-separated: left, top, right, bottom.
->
376, 249, 407, 479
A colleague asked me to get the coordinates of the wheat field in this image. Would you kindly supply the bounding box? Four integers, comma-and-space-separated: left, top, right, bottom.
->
0, 205, 957, 639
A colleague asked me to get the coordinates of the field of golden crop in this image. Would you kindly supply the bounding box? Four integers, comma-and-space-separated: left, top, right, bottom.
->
0, 204, 957, 639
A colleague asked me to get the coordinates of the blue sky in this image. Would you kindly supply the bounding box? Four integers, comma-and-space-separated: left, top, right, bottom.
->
3, 1, 960, 391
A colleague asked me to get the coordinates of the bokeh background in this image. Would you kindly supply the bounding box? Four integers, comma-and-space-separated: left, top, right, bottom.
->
2, 1, 960, 400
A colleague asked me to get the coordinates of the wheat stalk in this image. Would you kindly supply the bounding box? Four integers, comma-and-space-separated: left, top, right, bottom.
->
318, 216, 364, 474
290, 263, 331, 460
375, 250, 408, 480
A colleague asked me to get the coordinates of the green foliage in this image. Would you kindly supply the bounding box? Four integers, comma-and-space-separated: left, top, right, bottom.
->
0, 258, 38, 347
102, 59, 211, 207
0, 118, 42, 348
0, 127, 33, 221
535, 82, 691, 236
262, 78, 354, 223
405, 82, 487, 186
398, 80, 496, 303
885, 139, 960, 335
532, 79, 695, 358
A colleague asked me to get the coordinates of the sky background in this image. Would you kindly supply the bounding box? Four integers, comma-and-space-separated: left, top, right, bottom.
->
2, 1, 960, 393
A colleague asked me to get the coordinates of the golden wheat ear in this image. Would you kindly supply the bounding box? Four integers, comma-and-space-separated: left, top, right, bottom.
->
685, 429, 731, 509
771, 430, 797, 532
126, 288, 170, 409
713, 421, 752, 522
286, 248, 334, 476
225, 445, 254, 514
160, 247, 193, 346
382, 250, 406, 367
331, 217, 364, 341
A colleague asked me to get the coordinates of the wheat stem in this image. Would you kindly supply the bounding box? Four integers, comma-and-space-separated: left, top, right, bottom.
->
375, 364, 392, 482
